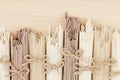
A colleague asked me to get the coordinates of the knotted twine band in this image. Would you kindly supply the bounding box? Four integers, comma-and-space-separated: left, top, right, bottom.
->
43, 60, 64, 75
9, 63, 29, 80
61, 48, 119, 77
109, 71, 120, 79
73, 63, 100, 75
73, 58, 116, 75
0, 55, 29, 80
92, 58, 120, 79
92, 58, 116, 66
61, 48, 87, 63
22, 54, 47, 66
23, 54, 64, 75
61, 48, 100, 75
0, 54, 119, 79
0, 55, 10, 64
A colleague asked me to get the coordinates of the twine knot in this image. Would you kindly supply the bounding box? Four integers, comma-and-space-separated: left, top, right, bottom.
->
43, 60, 64, 74
0, 55, 10, 64
109, 71, 120, 79
92, 58, 116, 66
73, 63, 100, 75
62, 48, 87, 62
22, 55, 47, 66
8, 63, 29, 80
103, 58, 116, 66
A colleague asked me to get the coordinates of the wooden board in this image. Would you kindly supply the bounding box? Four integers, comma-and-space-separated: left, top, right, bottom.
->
93, 27, 112, 80
111, 31, 120, 80
10, 28, 29, 80
0, 0, 120, 31
29, 31, 45, 80
79, 18, 93, 80
63, 14, 80, 80
0, 27, 10, 80
46, 26, 63, 80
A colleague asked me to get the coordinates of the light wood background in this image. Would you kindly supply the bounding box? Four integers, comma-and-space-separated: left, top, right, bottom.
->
0, 0, 120, 32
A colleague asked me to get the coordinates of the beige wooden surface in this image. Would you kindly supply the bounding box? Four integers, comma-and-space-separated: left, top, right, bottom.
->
0, 0, 120, 32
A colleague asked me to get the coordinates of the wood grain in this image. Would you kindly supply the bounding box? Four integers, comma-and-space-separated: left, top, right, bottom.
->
63, 13, 80, 80
0, 27, 10, 80
29, 31, 45, 80
79, 18, 93, 80
93, 27, 112, 80
46, 26, 63, 80
111, 31, 120, 80
0, 0, 120, 31
10, 28, 29, 80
